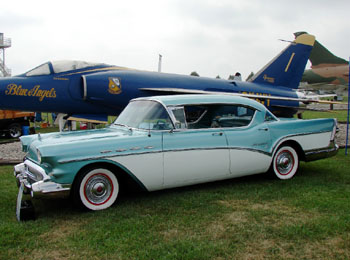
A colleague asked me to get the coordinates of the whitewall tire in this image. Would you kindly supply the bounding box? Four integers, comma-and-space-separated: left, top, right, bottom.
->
76, 168, 119, 210
272, 146, 299, 180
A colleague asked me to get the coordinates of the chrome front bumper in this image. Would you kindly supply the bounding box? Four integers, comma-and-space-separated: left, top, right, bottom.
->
14, 160, 71, 199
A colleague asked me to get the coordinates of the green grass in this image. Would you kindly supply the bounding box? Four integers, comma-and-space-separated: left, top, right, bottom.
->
301, 110, 349, 122
340, 95, 348, 103
301, 94, 349, 122
1, 150, 349, 259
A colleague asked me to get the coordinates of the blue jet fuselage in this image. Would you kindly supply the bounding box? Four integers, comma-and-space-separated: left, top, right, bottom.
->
0, 66, 299, 118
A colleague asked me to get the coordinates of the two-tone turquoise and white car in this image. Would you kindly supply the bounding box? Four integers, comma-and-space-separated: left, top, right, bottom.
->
15, 95, 338, 213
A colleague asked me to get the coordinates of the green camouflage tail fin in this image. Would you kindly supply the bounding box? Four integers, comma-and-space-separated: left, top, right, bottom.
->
294, 31, 348, 67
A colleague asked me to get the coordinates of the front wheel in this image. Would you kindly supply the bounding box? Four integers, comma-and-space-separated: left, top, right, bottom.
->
271, 146, 299, 180
74, 168, 119, 210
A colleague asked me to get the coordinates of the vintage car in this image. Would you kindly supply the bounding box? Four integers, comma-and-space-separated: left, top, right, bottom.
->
15, 95, 338, 214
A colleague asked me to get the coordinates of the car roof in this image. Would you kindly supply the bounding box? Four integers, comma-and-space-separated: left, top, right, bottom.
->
134, 94, 266, 110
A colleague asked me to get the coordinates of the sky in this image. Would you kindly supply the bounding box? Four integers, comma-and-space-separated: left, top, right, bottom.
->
1, 0, 349, 80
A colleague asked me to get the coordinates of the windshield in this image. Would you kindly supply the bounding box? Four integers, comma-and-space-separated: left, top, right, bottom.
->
114, 100, 173, 130
26, 63, 51, 76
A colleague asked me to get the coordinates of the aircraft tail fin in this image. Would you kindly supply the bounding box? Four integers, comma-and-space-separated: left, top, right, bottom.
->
294, 31, 348, 67
249, 33, 315, 89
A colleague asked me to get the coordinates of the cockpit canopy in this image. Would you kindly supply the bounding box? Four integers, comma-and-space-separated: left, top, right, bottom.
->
25, 60, 108, 76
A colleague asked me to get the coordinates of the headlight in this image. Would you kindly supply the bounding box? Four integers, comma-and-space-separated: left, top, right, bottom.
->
36, 149, 42, 164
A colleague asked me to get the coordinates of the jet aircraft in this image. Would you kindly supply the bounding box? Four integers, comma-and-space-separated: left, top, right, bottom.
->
295, 31, 349, 86
0, 33, 332, 123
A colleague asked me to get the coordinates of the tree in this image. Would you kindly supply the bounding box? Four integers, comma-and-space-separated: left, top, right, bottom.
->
190, 71, 200, 77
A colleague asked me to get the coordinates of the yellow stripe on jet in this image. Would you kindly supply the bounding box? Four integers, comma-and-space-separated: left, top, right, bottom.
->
285, 53, 295, 72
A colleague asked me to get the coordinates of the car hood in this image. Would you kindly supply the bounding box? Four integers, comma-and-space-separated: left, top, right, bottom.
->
20, 126, 155, 163
21, 126, 130, 149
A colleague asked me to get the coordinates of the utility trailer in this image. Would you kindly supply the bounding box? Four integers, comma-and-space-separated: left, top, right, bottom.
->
0, 110, 34, 138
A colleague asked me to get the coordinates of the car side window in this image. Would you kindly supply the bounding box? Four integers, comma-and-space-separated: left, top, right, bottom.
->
170, 107, 187, 129
185, 104, 255, 129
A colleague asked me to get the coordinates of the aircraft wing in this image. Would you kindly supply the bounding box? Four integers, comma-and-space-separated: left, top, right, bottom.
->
302, 93, 337, 99
300, 82, 348, 89
67, 114, 108, 123
139, 87, 342, 105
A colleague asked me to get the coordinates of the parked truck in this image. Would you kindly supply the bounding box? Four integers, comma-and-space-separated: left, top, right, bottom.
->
0, 110, 35, 138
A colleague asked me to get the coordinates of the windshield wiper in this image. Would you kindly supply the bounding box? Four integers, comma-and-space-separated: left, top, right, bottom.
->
114, 123, 128, 127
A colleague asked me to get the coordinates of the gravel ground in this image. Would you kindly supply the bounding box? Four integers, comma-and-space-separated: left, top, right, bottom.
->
0, 124, 348, 164
307, 103, 348, 111
0, 141, 26, 162
336, 123, 348, 148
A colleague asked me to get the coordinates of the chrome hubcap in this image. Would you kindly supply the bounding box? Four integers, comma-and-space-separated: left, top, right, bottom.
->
85, 174, 112, 205
276, 151, 293, 175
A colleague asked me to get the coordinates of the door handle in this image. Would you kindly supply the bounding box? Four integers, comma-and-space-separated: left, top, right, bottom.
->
258, 128, 269, 131
212, 132, 223, 136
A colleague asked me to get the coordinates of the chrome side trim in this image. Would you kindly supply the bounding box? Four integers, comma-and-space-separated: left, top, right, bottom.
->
59, 150, 163, 163
130, 147, 141, 151
59, 146, 270, 164
100, 150, 112, 154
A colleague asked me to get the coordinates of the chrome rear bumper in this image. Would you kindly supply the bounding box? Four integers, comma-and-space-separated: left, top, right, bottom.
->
304, 141, 339, 162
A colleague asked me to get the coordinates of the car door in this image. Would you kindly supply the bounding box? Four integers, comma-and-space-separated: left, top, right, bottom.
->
223, 107, 272, 177
162, 128, 230, 188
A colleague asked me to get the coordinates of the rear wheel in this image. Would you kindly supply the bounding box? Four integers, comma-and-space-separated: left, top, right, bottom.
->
74, 167, 119, 210
271, 146, 299, 180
